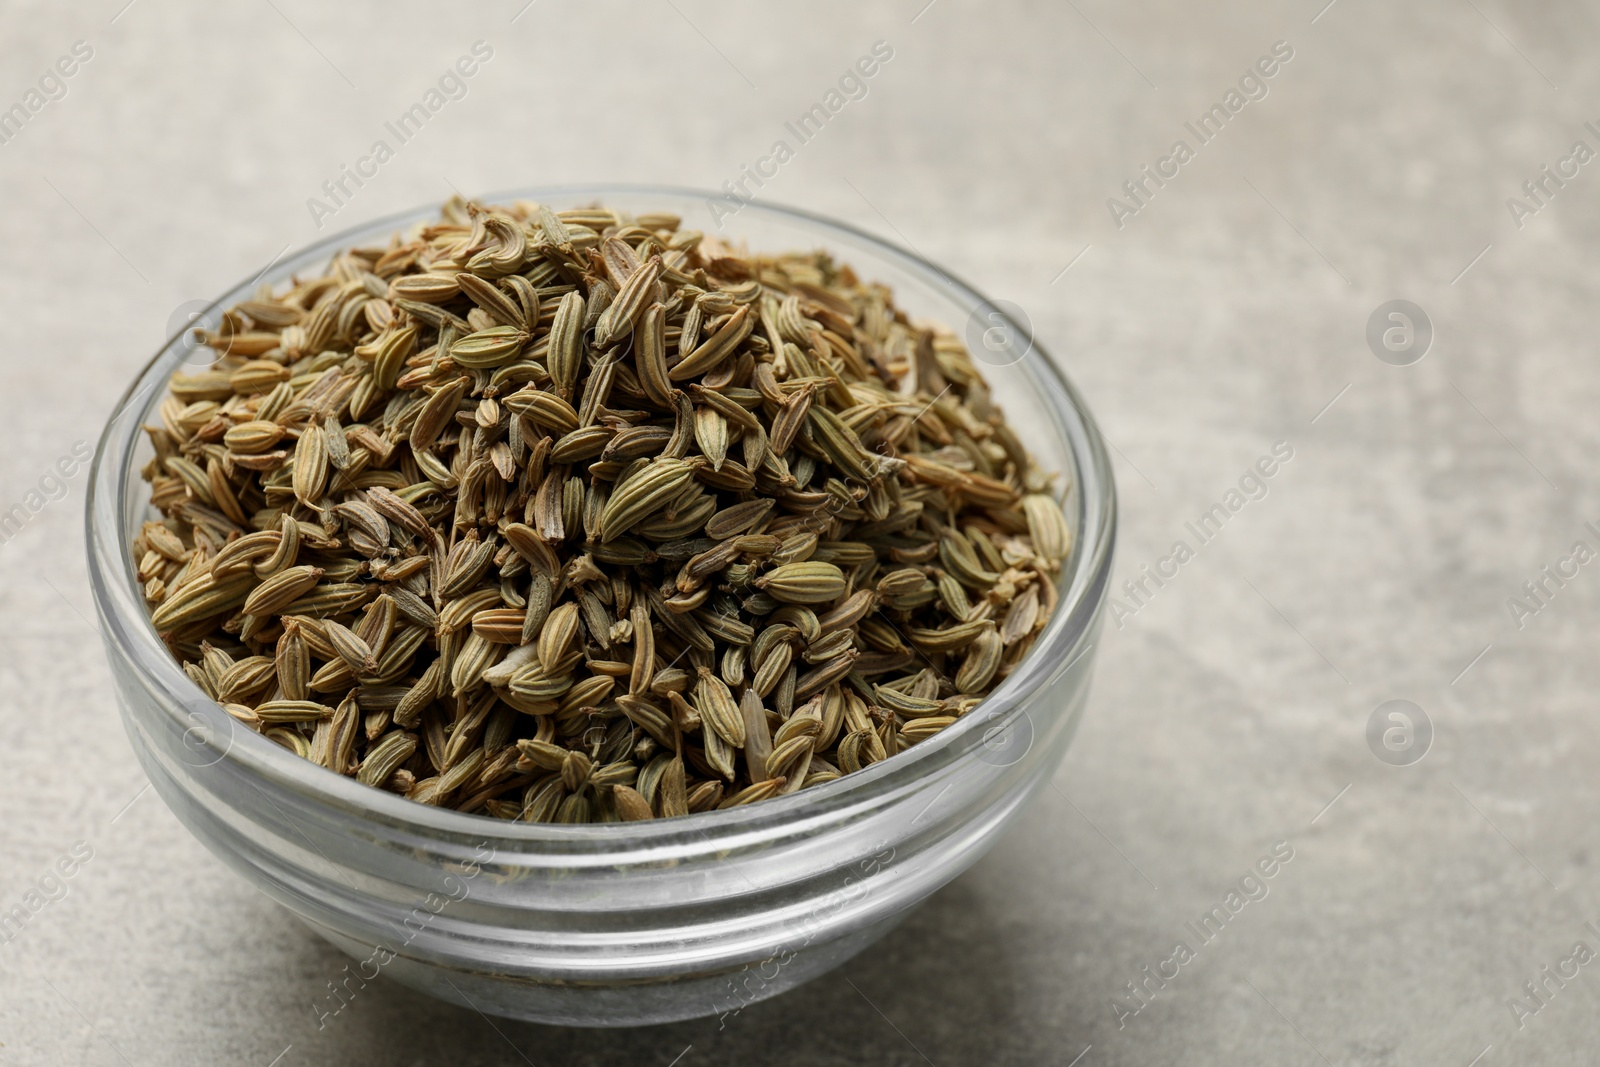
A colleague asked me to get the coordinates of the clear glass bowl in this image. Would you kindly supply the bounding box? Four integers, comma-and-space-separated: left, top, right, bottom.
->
85, 185, 1117, 1027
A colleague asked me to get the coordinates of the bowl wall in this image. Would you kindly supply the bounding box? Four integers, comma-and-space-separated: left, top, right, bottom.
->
87, 185, 1116, 1026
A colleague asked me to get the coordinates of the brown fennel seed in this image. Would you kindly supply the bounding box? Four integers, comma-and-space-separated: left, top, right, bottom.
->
133, 194, 1074, 824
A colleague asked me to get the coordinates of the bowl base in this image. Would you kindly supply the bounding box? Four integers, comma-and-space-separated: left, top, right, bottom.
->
302, 907, 916, 1028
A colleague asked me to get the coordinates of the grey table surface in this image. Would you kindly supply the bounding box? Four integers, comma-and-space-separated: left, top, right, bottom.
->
2, 0, 1598, 1063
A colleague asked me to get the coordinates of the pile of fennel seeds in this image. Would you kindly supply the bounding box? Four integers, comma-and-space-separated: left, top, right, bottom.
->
134, 196, 1072, 822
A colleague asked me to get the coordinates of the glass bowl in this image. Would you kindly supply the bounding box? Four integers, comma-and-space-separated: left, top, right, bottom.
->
85, 185, 1117, 1027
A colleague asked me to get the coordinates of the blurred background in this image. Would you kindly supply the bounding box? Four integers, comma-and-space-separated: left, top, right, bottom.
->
3, 0, 1599, 1063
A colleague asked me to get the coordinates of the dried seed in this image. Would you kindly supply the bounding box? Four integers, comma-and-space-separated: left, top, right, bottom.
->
390, 272, 461, 303
472, 607, 525, 644
634, 302, 673, 407
768, 385, 814, 455
671, 305, 751, 380
410, 375, 470, 452
906, 617, 990, 653
1023, 493, 1071, 568
1002, 585, 1040, 645
693, 406, 729, 472
256, 700, 335, 724
367, 486, 433, 541
216, 656, 276, 703
503, 386, 580, 434
658, 757, 689, 818
598, 458, 697, 543
954, 625, 1003, 694
741, 688, 773, 781
694, 668, 745, 748
538, 602, 581, 670
276, 620, 310, 701
242, 565, 323, 617
594, 257, 662, 348
291, 425, 329, 506
756, 562, 846, 605
358, 731, 418, 786
547, 290, 585, 396
451, 325, 529, 369
613, 784, 654, 821
629, 601, 654, 695
136, 195, 1069, 824
224, 420, 285, 454
705, 498, 774, 540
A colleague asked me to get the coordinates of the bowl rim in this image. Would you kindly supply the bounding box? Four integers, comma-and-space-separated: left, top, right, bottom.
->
86, 182, 1117, 852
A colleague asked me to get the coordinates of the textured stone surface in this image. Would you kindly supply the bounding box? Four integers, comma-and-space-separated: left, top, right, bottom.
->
2, 0, 1598, 1063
